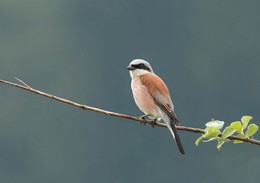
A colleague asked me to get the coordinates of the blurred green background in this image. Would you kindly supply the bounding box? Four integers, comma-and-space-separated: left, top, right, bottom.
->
1, 0, 260, 182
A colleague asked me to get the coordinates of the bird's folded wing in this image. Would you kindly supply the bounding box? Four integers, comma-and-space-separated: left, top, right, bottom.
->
139, 73, 178, 123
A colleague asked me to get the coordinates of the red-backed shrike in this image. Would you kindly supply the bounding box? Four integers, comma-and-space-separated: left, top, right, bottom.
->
127, 59, 185, 155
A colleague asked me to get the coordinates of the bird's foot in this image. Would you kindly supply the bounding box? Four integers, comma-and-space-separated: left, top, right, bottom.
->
140, 114, 149, 120
150, 119, 158, 128
139, 115, 157, 127
139, 114, 149, 126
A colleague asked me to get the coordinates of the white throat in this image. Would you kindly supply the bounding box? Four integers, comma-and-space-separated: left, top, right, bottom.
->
129, 69, 151, 79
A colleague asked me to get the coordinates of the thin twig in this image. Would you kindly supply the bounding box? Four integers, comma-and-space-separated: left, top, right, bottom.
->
0, 78, 260, 146
14, 77, 31, 88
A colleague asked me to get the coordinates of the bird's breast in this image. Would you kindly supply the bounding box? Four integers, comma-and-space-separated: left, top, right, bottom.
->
131, 78, 160, 118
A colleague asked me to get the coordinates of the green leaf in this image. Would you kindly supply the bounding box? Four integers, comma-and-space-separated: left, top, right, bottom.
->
245, 123, 259, 137
217, 140, 225, 151
234, 133, 246, 144
241, 116, 253, 129
195, 135, 204, 146
230, 121, 243, 133
206, 120, 224, 130
221, 126, 236, 139
204, 126, 221, 138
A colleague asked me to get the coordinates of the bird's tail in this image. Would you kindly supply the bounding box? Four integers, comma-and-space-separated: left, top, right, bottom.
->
163, 114, 185, 155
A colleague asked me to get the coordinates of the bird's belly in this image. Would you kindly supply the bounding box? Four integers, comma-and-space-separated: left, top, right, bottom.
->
132, 83, 160, 118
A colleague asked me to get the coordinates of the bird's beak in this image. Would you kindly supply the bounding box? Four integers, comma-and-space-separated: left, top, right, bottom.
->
127, 65, 135, 70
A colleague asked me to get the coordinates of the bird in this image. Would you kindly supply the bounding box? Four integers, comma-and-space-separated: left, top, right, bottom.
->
127, 59, 185, 155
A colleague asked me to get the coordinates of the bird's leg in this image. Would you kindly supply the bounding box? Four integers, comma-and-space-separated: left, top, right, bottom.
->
150, 118, 158, 128
139, 114, 149, 125
140, 114, 149, 119
139, 115, 158, 127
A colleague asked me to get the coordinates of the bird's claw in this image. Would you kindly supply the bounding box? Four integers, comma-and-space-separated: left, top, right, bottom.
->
150, 119, 157, 128
139, 115, 157, 127
139, 115, 148, 126
140, 114, 148, 120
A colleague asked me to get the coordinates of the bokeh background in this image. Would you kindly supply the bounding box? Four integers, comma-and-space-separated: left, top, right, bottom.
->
1, 0, 260, 182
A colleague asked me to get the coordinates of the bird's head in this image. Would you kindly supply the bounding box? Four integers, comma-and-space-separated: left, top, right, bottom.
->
127, 59, 154, 78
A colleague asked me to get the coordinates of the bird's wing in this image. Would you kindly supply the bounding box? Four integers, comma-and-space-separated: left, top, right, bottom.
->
139, 73, 178, 123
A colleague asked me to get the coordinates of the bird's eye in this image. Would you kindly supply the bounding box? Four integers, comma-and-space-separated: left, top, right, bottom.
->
139, 63, 145, 68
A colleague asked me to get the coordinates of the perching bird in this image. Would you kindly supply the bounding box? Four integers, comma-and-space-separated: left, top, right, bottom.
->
127, 59, 185, 155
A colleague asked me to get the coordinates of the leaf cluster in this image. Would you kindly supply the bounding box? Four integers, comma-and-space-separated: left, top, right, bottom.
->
195, 116, 259, 150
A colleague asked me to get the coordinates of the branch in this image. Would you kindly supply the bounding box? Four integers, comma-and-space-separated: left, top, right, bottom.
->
0, 78, 260, 146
